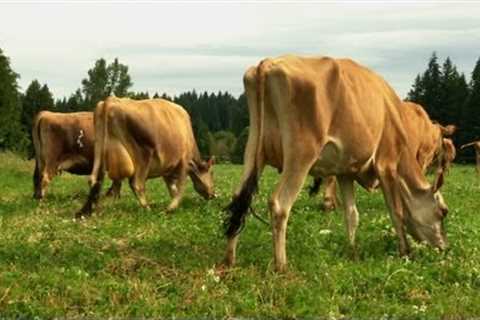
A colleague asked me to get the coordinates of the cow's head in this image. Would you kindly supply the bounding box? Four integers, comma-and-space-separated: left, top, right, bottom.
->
400, 180, 448, 250
189, 157, 216, 200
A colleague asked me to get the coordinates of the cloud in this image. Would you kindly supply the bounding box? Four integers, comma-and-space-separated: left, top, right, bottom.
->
1, 2, 479, 99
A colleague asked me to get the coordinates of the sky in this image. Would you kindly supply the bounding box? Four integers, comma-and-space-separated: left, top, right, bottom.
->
1, 1, 480, 100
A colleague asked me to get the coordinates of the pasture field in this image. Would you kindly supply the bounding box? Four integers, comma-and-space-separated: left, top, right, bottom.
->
1, 152, 480, 318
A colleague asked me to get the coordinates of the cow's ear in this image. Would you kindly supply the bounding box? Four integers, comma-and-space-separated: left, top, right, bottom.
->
207, 156, 215, 168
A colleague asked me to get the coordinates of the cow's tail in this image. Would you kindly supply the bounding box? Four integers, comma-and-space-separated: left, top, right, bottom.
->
224, 61, 268, 237
32, 112, 45, 199
76, 100, 108, 217
460, 141, 477, 150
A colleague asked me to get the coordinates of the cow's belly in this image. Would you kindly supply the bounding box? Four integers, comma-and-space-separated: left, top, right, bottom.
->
310, 137, 373, 177
106, 141, 134, 180
59, 155, 92, 175
148, 157, 168, 178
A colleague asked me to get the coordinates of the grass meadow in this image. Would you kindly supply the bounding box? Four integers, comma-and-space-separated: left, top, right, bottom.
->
1, 152, 480, 318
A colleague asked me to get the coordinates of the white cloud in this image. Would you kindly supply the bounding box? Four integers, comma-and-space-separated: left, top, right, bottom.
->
0, 2, 479, 99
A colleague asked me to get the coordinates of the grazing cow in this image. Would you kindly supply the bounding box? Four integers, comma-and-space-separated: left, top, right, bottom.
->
225, 55, 448, 271
310, 102, 457, 212
33, 111, 121, 199
76, 97, 215, 217
460, 140, 480, 174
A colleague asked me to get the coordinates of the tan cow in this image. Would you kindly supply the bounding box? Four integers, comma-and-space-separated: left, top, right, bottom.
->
225, 55, 448, 272
311, 102, 457, 212
76, 97, 215, 217
460, 140, 480, 174
33, 111, 121, 199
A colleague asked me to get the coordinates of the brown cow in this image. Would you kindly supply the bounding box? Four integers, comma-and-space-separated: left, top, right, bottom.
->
33, 111, 121, 199
76, 97, 215, 217
225, 55, 448, 272
311, 102, 457, 212
460, 140, 480, 174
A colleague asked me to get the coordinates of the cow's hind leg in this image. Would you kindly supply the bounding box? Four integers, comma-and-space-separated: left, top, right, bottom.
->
105, 180, 122, 198
323, 175, 338, 211
270, 155, 316, 272
476, 151, 480, 176
129, 149, 153, 209
337, 176, 359, 258
38, 166, 55, 199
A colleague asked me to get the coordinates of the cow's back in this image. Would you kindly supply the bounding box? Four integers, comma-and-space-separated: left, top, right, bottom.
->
261, 55, 405, 177
36, 111, 95, 175
102, 98, 196, 180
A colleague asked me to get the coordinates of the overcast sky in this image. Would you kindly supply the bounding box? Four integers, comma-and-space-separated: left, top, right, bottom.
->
1, 1, 479, 100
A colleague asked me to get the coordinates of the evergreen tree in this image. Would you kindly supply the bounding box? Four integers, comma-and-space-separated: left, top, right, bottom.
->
0, 48, 26, 152
67, 89, 86, 111
231, 126, 249, 164
461, 57, 480, 161
130, 91, 149, 100
21, 80, 54, 134
160, 92, 172, 101
21, 80, 54, 155
231, 93, 249, 135
422, 52, 443, 120
438, 57, 468, 126
406, 74, 425, 103
55, 97, 68, 112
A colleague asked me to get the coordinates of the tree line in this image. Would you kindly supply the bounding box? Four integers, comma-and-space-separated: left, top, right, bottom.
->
407, 52, 480, 162
1, 47, 480, 163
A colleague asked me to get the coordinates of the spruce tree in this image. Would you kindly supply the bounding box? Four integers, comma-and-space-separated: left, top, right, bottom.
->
422, 52, 443, 120
0, 48, 26, 152
406, 74, 425, 103
460, 57, 480, 161
21, 80, 54, 134
21, 80, 54, 155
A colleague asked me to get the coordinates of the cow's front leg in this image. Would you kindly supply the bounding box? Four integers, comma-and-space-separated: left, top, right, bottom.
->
378, 168, 410, 256
105, 180, 122, 198
164, 171, 187, 212
337, 176, 359, 258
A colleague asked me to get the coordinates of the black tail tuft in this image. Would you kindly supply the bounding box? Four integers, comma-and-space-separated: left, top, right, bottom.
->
309, 177, 322, 197
224, 170, 258, 237
33, 160, 41, 199
76, 182, 103, 218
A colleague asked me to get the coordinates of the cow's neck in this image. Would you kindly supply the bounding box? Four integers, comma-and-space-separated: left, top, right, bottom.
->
191, 145, 204, 169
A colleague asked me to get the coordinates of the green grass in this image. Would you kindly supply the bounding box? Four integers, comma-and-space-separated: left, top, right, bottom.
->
1, 152, 480, 318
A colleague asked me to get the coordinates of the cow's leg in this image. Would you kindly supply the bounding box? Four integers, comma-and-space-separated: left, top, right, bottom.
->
337, 176, 359, 256
269, 157, 315, 272
129, 149, 153, 209
34, 160, 49, 199
38, 165, 56, 199
105, 180, 122, 198
164, 169, 187, 212
378, 168, 410, 256
323, 175, 338, 211
308, 176, 322, 197
476, 152, 480, 175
